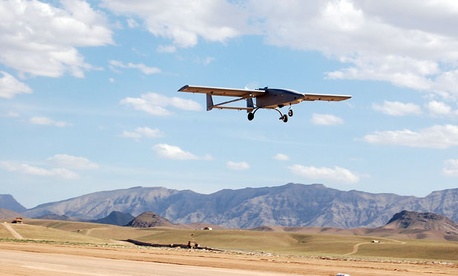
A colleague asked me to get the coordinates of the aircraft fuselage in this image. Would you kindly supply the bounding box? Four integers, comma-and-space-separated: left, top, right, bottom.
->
255, 88, 304, 109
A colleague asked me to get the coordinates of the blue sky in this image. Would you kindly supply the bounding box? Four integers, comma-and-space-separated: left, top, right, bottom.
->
1, 0, 458, 208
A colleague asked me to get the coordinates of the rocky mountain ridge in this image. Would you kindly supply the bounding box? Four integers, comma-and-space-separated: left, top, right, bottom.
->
90, 211, 134, 226
0, 194, 26, 213
386, 210, 457, 230
126, 211, 173, 228
112, 209, 458, 241
8, 183, 458, 229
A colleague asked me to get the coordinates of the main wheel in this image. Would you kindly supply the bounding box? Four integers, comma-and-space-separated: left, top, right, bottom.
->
288, 109, 293, 117
248, 112, 254, 121
281, 114, 288, 122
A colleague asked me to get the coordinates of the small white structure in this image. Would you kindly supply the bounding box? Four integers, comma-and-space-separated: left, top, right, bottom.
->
336, 273, 350, 276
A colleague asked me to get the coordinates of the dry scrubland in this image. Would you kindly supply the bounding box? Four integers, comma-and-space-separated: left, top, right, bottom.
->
1, 219, 458, 275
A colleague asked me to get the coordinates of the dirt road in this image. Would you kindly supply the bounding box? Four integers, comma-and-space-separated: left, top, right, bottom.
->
2, 222, 24, 239
0, 242, 456, 276
0, 249, 297, 276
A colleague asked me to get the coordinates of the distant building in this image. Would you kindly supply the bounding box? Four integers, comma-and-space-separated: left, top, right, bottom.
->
11, 217, 22, 224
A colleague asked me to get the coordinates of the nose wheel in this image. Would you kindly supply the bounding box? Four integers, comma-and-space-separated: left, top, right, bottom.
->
288, 108, 293, 117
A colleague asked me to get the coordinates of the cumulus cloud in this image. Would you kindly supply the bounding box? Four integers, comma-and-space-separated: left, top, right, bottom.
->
289, 164, 359, 184
443, 159, 458, 177
153, 143, 211, 160
0, 153, 99, 179
273, 153, 289, 161
156, 45, 177, 53
425, 100, 458, 117
372, 101, 422, 116
246, 1, 458, 101
363, 124, 458, 149
4, 111, 19, 118
9, 0, 456, 103
47, 154, 99, 170
311, 113, 344, 125
29, 116, 69, 127
0, 71, 32, 99
122, 127, 163, 140
101, 0, 249, 48
38, 0, 457, 104
109, 60, 161, 75
0, 0, 113, 77
120, 92, 202, 116
226, 161, 250, 170
0, 161, 78, 179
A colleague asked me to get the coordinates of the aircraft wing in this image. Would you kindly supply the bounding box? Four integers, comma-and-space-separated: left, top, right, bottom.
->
302, 93, 351, 101
178, 85, 265, 98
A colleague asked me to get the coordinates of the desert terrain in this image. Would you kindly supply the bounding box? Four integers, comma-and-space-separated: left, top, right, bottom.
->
1, 219, 457, 275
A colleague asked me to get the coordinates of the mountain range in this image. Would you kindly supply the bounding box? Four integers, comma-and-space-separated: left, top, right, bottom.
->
0, 194, 26, 213
9, 183, 456, 229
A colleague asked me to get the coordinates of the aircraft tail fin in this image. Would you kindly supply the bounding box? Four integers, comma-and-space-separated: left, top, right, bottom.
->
206, 94, 214, 111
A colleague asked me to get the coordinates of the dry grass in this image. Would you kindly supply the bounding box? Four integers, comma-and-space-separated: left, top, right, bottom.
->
0, 223, 14, 238
6, 223, 110, 244
356, 239, 458, 261
2, 219, 458, 262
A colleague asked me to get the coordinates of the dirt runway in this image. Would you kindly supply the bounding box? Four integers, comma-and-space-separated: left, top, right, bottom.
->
0, 243, 456, 276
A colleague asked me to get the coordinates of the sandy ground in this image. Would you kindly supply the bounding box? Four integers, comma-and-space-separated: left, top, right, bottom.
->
0, 242, 456, 276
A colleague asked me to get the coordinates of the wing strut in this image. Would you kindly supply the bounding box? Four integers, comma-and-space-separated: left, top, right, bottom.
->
246, 98, 254, 113
206, 94, 214, 111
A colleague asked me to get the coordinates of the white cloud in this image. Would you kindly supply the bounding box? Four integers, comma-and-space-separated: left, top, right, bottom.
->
0, 161, 78, 179
363, 124, 458, 149
311, 113, 344, 125
29, 116, 69, 127
153, 143, 211, 160
443, 159, 458, 177
0, 0, 113, 77
109, 60, 161, 75
273, 153, 289, 161
126, 18, 139, 28
101, 0, 248, 48
4, 111, 19, 118
198, 56, 215, 65
156, 45, 177, 53
426, 100, 458, 117
372, 101, 422, 116
120, 92, 202, 116
47, 154, 99, 170
289, 164, 359, 184
248, 1, 458, 101
226, 161, 250, 170
0, 71, 32, 99
327, 56, 437, 91
98, 1, 458, 103
122, 127, 163, 140
433, 70, 458, 100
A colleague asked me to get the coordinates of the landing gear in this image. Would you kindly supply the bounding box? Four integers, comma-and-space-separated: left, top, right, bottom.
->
247, 107, 260, 121
247, 107, 293, 123
274, 109, 290, 123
